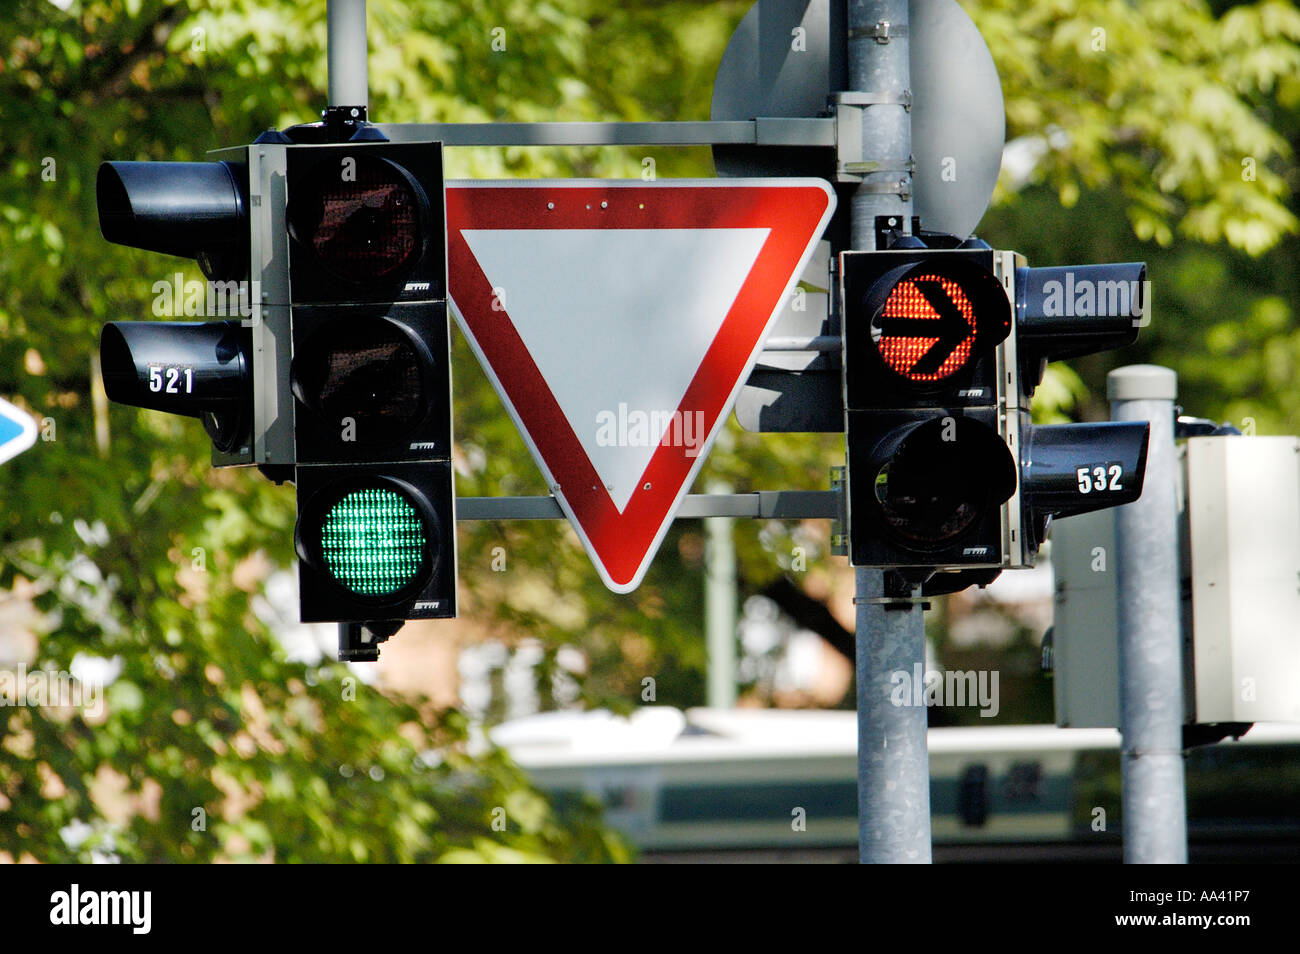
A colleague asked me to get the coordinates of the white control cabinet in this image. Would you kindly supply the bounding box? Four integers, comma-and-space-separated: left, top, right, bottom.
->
1051, 435, 1300, 727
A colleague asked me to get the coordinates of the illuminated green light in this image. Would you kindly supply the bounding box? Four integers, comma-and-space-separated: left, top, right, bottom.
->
319, 487, 427, 596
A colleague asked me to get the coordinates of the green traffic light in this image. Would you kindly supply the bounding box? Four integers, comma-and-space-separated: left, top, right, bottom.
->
319, 487, 428, 596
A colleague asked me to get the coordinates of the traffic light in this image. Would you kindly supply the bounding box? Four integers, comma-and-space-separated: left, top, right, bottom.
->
286, 141, 457, 627
842, 243, 1017, 575
95, 158, 255, 465
1012, 262, 1152, 560
95, 129, 458, 653
842, 238, 1152, 584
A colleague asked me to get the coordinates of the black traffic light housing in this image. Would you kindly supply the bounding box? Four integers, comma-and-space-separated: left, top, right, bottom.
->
849, 411, 1016, 559
294, 463, 456, 622
286, 140, 457, 626
289, 303, 452, 463
285, 144, 446, 305
842, 245, 1018, 573
843, 239, 1153, 588
95, 125, 458, 654
843, 249, 1011, 409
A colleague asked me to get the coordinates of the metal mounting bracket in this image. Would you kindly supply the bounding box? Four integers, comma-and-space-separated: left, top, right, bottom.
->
832, 91, 915, 184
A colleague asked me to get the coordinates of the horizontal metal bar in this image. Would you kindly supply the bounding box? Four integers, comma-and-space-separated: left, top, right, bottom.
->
754, 117, 837, 147
457, 496, 563, 520
763, 335, 841, 353
375, 119, 836, 148
456, 491, 842, 521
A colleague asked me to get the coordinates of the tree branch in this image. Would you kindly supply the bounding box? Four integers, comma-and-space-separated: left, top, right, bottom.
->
758, 575, 854, 666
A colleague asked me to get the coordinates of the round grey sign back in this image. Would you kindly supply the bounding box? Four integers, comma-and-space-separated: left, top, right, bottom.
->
712, 0, 1004, 239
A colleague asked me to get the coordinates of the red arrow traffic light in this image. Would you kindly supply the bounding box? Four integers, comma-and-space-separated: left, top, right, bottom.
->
843, 248, 1015, 572
874, 274, 979, 381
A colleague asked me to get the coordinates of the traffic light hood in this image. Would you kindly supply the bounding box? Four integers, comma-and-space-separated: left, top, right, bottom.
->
1020, 419, 1151, 551
96, 161, 248, 279
1016, 263, 1147, 367
99, 321, 252, 453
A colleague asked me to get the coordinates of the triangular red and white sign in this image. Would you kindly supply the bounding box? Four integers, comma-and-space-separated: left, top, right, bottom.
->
447, 178, 835, 592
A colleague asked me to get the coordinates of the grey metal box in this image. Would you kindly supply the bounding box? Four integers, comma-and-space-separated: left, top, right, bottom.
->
1049, 510, 1121, 728
1186, 436, 1300, 723
1053, 435, 1300, 727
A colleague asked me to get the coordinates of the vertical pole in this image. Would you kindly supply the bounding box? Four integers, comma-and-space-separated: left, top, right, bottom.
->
845, 1, 928, 862
327, 0, 369, 109
1108, 364, 1188, 863
705, 482, 738, 708
327, 0, 367, 663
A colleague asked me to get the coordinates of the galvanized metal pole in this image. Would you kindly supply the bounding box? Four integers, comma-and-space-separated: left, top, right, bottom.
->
1108, 365, 1188, 863
846, 0, 929, 863
705, 481, 738, 708
327, 0, 369, 663
327, 0, 369, 109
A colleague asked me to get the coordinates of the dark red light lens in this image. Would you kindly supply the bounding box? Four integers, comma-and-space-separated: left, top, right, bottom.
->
291, 156, 426, 283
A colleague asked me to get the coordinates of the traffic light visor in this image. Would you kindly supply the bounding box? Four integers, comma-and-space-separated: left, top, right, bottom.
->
96, 161, 247, 278
99, 321, 251, 452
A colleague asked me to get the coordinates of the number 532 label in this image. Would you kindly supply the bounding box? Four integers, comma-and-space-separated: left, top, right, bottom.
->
1076, 462, 1123, 494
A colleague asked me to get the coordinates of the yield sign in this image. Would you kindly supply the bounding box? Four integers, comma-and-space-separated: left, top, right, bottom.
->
0, 397, 37, 466
447, 178, 835, 592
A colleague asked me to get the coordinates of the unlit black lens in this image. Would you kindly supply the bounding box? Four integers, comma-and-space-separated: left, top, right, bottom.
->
293, 319, 428, 444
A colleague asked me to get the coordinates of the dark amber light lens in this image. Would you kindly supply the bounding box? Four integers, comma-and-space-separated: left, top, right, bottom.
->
293, 319, 428, 445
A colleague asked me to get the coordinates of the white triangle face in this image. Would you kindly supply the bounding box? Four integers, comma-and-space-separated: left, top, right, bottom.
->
462, 227, 770, 511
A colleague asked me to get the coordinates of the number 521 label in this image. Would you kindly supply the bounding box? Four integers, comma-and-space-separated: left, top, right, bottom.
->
1076, 462, 1123, 494
147, 365, 194, 395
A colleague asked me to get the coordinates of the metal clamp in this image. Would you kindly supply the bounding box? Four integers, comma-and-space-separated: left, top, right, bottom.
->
829, 466, 847, 557
832, 90, 912, 110
854, 596, 932, 611
853, 178, 913, 201
848, 20, 909, 43
832, 93, 914, 184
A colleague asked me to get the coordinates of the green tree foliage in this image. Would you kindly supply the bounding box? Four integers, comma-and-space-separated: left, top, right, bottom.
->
977, 0, 1300, 437
0, 0, 662, 863
978, 0, 1300, 253
4, 0, 1300, 859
